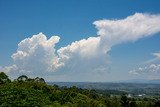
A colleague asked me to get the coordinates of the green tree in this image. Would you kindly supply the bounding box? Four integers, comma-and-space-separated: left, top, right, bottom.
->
154, 100, 160, 107
17, 75, 28, 82
129, 101, 137, 107
121, 95, 129, 107
34, 77, 45, 83
0, 72, 11, 84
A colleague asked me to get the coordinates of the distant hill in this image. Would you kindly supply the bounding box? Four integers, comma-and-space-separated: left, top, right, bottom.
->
48, 81, 160, 96
119, 79, 160, 84
48, 82, 160, 92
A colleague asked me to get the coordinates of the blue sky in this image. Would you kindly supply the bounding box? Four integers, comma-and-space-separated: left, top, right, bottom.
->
0, 0, 160, 81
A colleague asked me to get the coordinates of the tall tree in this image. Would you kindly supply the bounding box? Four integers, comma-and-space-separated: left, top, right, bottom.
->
120, 95, 129, 107
0, 72, 11, 84
17, 75, 28, 82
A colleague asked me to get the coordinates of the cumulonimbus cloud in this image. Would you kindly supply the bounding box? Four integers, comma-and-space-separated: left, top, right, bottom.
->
1, 13, 160, 80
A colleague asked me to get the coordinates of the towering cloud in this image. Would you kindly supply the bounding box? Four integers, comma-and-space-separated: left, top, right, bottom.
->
1, 13, 160, 80
10, 33, 63, 74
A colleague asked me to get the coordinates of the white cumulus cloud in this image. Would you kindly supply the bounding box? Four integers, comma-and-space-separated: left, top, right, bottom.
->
153, 52, 160, 58
10, 33, 63, 75
0, 65, 18, 73
129, 64, 160, 75
130, 52, 160, 76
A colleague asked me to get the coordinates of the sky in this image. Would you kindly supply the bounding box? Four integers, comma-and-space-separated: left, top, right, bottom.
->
0, 0, 160, 82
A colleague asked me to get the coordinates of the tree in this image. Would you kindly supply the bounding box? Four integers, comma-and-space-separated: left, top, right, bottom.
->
34, 77, 45, 83
129, 101, 137, 107
154, 100, 160, 107
0, 72, 11, 84
120, 95, 129, 107
17, 75, 28, 82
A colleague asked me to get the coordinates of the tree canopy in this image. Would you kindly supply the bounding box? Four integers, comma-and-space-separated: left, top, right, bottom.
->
0, 72, 11, 84
0, 72, 159, 107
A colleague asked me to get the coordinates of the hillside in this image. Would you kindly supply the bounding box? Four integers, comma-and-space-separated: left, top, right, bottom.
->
0, 72, 160, 107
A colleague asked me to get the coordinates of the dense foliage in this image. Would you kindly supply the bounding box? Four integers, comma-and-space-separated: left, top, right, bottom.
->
0, 72, 160, 107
